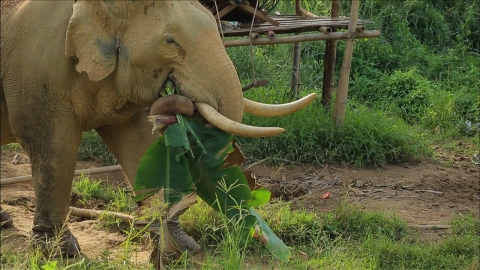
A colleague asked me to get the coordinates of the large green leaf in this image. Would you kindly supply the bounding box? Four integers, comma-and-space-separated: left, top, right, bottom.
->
134, 136, 193, 203
182, 118, 258, 241
250, 208, 291, 262
134, 116, 290, 262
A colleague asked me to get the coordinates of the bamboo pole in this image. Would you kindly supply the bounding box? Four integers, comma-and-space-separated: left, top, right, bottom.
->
332, 0, 360, 126
223, 30, 380, 47
290, 38, 302, 100
321, 0, 340, 107
1, 165, 123, 185
288, 1, 304, 101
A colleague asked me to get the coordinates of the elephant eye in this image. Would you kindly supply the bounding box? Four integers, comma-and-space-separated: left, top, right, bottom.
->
166, 37, 175, 44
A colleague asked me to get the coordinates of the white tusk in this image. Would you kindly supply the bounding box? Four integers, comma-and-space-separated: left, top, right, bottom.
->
243, 93, 317, 117
195, 103, 285, 138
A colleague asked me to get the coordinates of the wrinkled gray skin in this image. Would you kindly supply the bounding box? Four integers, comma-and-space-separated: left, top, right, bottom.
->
1, 0, 244, 257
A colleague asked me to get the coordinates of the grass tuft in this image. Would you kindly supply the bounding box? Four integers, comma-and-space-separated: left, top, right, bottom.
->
238, 89, 430, 167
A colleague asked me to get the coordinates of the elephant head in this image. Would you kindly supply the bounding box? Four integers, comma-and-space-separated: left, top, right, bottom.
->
65, 0, 315, 137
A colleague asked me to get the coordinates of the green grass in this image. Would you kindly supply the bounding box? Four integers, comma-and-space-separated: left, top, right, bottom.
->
78, 131, 116, 166
72, 175, 138, 227
237, 89, 431, 167
1, 195, 478, 269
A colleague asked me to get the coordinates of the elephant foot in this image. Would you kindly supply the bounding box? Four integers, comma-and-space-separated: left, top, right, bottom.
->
31, 225, 81, 258
0, 209, 14, 228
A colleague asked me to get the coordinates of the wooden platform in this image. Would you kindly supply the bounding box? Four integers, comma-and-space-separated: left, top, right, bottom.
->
220, 15, 374, 37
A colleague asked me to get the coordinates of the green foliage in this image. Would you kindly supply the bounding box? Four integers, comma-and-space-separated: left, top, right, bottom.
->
228, 0, 480, 145
0, 143, 22, 151
134, 116, 290, 262
72, 175, 137, 215
72, 175, 116, 202
352, 68, 434, 124
2, 201, 478, 269
238, 90, 428, 167
78, 131, 116, 165
450, 213, 480, 236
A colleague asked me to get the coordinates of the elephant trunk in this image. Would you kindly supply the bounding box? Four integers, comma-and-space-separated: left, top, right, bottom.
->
194, 45, 244, 124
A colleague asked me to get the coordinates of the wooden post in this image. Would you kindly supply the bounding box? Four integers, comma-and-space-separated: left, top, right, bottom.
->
289, 0, 303, 100
290, 39, 302, 100
321, 0, 340, 107
332, 0, 360, 126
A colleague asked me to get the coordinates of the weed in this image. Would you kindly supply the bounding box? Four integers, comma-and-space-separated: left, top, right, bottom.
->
0, 143, 22, 151
72, 174, 116, 203
72, 175, 138, 228
78, 131, 116, 165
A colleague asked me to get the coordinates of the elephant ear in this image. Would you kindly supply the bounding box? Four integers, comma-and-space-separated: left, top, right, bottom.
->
65, 1, 123, 81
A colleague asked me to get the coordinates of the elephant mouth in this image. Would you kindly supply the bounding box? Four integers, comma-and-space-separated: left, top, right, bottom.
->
148, 88, 318, 138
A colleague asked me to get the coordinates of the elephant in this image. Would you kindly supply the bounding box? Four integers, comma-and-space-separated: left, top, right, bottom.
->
1, 0, 315, 260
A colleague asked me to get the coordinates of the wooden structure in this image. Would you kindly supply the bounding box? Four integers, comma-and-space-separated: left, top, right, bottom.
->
201, 0, 381, 126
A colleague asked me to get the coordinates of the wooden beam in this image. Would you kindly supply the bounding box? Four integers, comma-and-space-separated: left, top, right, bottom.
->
321, 0, 340, 107
237, 3, 280, 26
215, 2, 237, 19
223, 30, 380, 47
1, 165, 123, 185
332, 0, 360, 127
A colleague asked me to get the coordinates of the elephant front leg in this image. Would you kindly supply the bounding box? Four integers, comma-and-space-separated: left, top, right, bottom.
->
12, 116, 82, 257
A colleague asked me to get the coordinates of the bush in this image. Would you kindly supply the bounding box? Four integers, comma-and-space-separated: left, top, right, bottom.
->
238, 89, 429, 167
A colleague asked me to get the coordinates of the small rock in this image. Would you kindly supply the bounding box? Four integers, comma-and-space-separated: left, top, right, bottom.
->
11, 153, 21, 165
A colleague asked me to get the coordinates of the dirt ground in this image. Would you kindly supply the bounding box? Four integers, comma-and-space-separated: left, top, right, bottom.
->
1, 147, 479, 264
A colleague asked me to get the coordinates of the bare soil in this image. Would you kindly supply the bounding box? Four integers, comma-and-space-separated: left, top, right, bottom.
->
1, 147, 479, 264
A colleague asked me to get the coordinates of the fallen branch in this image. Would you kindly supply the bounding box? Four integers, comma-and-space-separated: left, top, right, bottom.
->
1, 165, 123, 185
415, 189, 444, 195
411, 225, 451, 229
69, 206, 148, 226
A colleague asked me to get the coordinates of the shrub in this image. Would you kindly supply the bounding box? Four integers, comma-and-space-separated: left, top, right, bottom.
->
238, 89, 429, 167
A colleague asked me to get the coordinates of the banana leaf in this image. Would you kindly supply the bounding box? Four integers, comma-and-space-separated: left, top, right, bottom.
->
134, 116, 290, 262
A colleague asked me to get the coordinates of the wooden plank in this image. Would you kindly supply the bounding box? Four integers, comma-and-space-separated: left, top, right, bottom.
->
220, 16, 374, 37
223, 30, 381, 47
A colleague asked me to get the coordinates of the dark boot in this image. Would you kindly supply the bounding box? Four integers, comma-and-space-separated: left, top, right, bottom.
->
0, 208, 13, 228
149, 192, 201, 268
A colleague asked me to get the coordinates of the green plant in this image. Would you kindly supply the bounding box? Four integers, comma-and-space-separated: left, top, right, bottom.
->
134, 115, 290, 262
78, 131, 116, 165
0, 143, 22, 151
72, 175, 115, 203
238, 90, 429, 167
